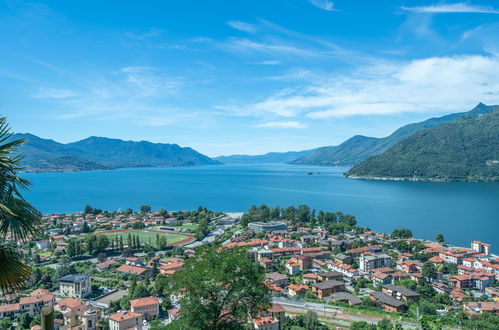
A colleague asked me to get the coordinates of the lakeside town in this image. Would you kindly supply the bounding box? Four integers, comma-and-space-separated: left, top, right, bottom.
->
0, 205, 498, 330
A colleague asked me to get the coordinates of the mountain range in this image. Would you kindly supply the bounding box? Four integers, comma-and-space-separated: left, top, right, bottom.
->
346, 106, 499, 182
11, 134, 220, 172
291, 103, 496, 166
214, 149, 316, 164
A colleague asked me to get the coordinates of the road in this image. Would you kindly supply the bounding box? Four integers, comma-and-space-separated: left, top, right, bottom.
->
272, 297, 419, 329
185, 213, 241, 248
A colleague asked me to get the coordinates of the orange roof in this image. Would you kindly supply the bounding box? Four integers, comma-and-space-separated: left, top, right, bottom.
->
0, 303, 20, 313
428, 256, 444, 263
253, 316, 277, 326
109, 311, 143, 322
116, 264, 149, 275
130, 296, 159, 308
289, 284, 309, 292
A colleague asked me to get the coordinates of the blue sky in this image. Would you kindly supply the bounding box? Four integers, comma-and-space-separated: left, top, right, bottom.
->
1, 0, 499, 156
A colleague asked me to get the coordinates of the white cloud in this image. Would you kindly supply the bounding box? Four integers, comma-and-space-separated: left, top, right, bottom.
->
32, 87, 77, 98
308, 0, 335, 11
255, 60, 281, 65
125, 28, 163, 40
401, 3, 499, 14
221, 55, 499, 119
227, 21, 256, 33
255, 121, 305, 128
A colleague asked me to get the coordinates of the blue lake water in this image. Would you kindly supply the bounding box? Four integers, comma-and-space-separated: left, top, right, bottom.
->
24, 164, 499, 250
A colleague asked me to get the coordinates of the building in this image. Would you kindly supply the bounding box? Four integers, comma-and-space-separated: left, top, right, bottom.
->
471, 241, 491, 256
381, 284, 420, 302
130, 297, 159, 321
248, 221, 287, 233
59, 274, 91, 298
317, 271, 343, 282
331, 292, 361, 305
265, 272, 289, 287
116, 264, 150, 277
359, 253, 392, 272
370, 292, 406, 312
288, 284, 309, 297
109, 311, 143, 330
253, 316, 279, 330
312, 280, 345, 299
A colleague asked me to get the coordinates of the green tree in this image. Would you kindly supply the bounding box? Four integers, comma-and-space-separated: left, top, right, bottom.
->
422, 261, 437, 280
82, 221, 90, 233
140, 205, 151, 213
436, 233, 444, 244
167, 246, 270, 329
0, 121, 42, 292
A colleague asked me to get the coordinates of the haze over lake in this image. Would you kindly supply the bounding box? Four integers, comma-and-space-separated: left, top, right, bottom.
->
24, 164, 499, 250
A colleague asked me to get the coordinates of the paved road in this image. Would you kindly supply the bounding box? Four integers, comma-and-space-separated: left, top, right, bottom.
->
272, 297, 418, 329
185, 213, 240, 248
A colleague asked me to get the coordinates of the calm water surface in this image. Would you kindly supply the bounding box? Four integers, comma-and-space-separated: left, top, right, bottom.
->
24, 164, 499, 250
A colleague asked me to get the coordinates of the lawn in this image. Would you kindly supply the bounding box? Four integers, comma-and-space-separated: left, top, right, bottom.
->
97, 229, 194, 246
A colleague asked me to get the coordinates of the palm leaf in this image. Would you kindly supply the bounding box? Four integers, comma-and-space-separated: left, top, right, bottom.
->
0, 245, 32, 293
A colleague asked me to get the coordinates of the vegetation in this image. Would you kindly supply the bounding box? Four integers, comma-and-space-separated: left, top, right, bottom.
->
0, 118, 41, 293
166, 246, 270, 329
347, 106, 499, 181
240, 204, 362, 234
12, 133, 220, 172
292, 103, 495, 166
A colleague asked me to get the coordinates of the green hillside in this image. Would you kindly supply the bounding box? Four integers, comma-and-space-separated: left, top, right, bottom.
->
346, 107, 499, 182
292, 103, 496, 166
11, 133, 220, 172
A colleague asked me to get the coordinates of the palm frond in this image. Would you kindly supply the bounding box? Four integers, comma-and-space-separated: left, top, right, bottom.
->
0, 245, 32, 293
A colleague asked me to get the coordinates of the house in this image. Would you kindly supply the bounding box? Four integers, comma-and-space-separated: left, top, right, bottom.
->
59, 274, 91, 298
382, 284, 420, 302
396, 261, 419, 273
428, 256, 445, 266
265, 272, 289, 287
168, 308, 180, 324
290, 255, 312, 271
288, 284, 309, 297
331, 292, 361, 305
259, 257, 273, 270
35, 240, 49, 249
317, 271, 343, 282
370, 292, 406, 312
96, 259, 118, 271
270, 304, 286, 325
332, 254, 352, 264
130, 297, 159, 321
359, 253, 392, 272
302, 273, 318, 285
253, 316, 279, 330
471, 241, 491, 256
109, 311, 143, 330
450, 289, 469, 302
312, 280, 345, 299
372, 272, 393, 287
463, 302, 499, 315
285, 261, 301, 275
327, 261, 358, 278
116, 264, 150, 277
125, 257, 142, 266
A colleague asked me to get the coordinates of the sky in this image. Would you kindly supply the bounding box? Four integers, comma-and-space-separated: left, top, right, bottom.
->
1, 0, 499, 157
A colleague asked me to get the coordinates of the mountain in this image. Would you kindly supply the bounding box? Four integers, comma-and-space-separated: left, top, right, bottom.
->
215, 149, 316, 164
346, 107, 499, 182
11, 134, 220, 172
291, 103, 496, 166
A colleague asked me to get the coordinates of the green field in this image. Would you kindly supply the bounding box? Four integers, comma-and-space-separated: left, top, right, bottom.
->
98, 230, 192, 246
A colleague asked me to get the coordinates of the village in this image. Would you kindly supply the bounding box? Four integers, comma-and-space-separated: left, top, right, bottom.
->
0, 206, 498, 329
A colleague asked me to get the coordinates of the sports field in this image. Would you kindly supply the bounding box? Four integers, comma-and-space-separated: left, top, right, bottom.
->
97, 229, 194, 246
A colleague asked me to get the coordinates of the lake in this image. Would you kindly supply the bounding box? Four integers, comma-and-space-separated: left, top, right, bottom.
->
24, 164, 499, 250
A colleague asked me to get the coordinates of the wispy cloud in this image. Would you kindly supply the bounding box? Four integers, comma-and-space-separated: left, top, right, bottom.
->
32, 87, 77, 99
401, 3, 499, 14
255, 121, 305, 128
227, 21, 257, 33
308, 0, 335, 12
220, 55, 499, 119
125, 28, 163, 40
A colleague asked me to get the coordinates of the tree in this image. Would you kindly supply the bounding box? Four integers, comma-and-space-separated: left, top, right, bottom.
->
119, 236, 124, 251
349, 321, 376, 330
82, 221, 90, 233
436, 233, 444, 244
422, 261, 437, 280
167, 246, 270, 329
0, 120, 42, 292
140, 205, 151, 213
